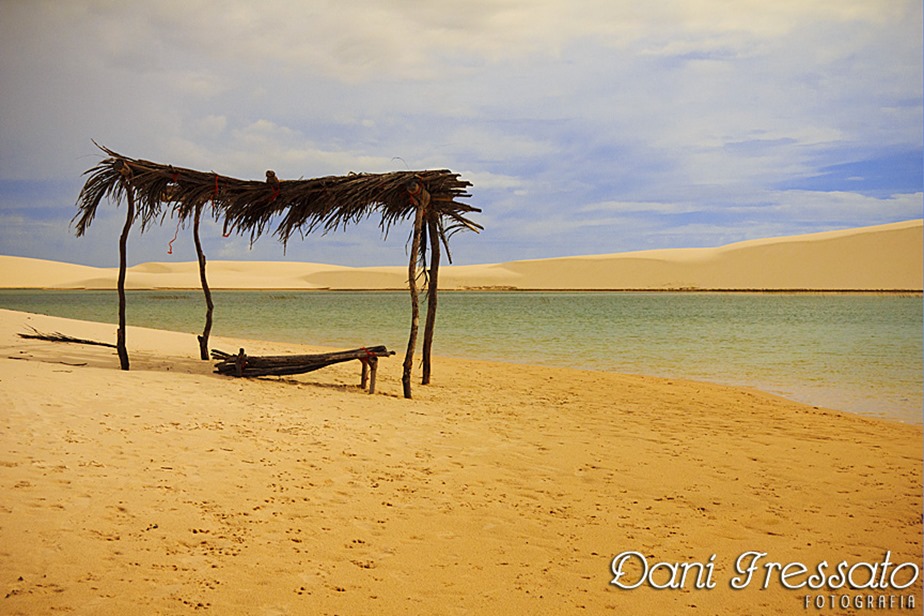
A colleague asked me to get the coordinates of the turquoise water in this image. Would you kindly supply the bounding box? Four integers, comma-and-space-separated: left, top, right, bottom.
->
1, 290, 920, 423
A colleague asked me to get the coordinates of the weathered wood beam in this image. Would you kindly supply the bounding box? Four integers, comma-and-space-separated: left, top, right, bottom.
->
212, 347, 392, 395
212, 346, 393, 369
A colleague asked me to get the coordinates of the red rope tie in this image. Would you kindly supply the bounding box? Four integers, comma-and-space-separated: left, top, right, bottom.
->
360, 346, 377, 361
270, 184, 281, 203
166, 219, 181, 254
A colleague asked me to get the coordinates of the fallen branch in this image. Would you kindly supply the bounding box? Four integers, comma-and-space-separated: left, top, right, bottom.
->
18, 326, 117, 349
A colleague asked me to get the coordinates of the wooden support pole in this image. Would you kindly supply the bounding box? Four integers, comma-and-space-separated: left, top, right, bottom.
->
193, 203, 214, 360
368, 356, 378, 395
402, 183, 429, 399
234, 348, 247, 377
421, 215, 441, 385
116, 172, 135, 371
359, 357, 379, 394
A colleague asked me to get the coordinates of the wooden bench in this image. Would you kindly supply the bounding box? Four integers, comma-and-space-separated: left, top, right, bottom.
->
211, 346, 395, 394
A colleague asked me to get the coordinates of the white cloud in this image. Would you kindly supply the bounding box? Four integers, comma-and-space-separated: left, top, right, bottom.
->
580, 200, 703, 215
0, 0, 920, 266
461, 170, 526, 191
759, 191, 924, 222
194, 114, 228, 137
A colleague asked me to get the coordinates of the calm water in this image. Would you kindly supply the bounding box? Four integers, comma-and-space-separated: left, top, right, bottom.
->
1, 290, 920, 423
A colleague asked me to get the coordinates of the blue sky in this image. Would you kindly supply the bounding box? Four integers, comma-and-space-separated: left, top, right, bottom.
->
0, 0, 921, 267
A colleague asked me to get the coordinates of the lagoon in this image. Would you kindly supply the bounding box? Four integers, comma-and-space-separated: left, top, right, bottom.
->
1, 290, 920, 423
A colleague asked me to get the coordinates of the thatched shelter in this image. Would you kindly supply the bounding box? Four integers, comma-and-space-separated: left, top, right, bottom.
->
74, 144, 481, 398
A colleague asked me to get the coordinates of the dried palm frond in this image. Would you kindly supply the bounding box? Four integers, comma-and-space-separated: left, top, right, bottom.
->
73, 144, 482, 256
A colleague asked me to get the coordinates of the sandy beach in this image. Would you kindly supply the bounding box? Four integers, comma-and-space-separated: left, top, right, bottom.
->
2, 1, 921, 612
0, 307, 920, 614
1, 220, 921, 291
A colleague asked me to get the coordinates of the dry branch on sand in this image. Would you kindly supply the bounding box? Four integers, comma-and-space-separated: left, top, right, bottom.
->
18, 326, 117, 349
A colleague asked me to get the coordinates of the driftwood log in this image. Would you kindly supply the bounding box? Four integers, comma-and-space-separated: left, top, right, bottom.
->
212, 346, 395, 394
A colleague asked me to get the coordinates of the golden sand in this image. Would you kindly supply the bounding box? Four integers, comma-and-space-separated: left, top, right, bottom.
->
0, 308, 920, 614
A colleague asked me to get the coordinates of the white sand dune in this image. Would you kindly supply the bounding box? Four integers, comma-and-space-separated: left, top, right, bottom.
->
1, 219, 920, 290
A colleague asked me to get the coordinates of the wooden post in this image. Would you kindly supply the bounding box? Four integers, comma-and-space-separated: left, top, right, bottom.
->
193, 203, 214, 360
360, 358, 369, 389
368, 356, 378, 395
234, 348, 247, 377
402, 182, 429, 399
421, 215, 440, 385
116, 168, 135, 371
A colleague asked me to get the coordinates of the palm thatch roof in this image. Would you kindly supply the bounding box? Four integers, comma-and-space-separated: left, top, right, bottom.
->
73, 144, 481, 256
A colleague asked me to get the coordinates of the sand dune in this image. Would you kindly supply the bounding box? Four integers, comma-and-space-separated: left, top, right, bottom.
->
0, 220, 921, 290
0, 308, 920, 614
469, 219, 923, 290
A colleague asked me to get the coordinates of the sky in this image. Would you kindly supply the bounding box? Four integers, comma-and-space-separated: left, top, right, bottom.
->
0, 0, 921, 267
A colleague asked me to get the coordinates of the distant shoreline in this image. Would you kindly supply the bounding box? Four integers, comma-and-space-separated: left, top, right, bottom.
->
2, 219, 921, 291
2, 287, 921, 295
